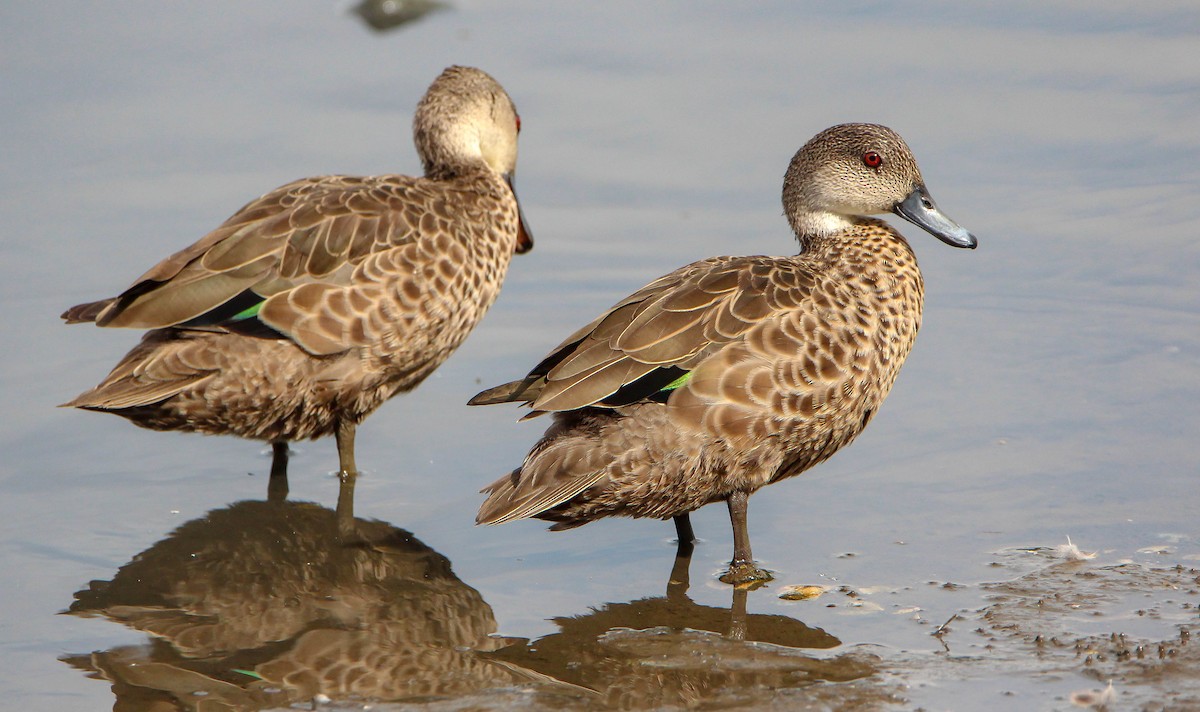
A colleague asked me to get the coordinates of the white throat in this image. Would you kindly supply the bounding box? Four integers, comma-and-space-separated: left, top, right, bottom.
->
790, 210, 856, 239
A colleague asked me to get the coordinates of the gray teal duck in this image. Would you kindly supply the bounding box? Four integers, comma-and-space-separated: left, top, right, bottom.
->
62, 65, 532, 489
470, 123, 975, 584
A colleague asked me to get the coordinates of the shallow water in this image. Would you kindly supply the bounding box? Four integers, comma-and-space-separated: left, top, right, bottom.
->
2, 2, 1198, 710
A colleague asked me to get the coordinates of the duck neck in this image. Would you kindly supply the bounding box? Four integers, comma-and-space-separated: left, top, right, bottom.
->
788, 210, 855, 243
422, 156, 492, 182
797, 217, 924, 303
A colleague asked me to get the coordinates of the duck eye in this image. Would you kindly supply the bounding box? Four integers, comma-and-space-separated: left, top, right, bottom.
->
862, 151, 883, 169
515, 114, 522, 133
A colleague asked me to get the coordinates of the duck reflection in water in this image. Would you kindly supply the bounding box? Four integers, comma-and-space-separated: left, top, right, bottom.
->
62, 495, 890, 708
62, 498, 528, 709
485, 548, 885, 709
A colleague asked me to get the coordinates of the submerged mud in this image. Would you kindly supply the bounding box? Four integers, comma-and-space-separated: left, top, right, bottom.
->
909, 554, 1200, 710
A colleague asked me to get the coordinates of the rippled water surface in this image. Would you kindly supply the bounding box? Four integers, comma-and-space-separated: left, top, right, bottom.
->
2, 2, 1198, 709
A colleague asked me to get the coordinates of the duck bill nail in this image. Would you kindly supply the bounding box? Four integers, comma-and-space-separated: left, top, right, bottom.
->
505, 173, 534, 254
894, 185, 977, 249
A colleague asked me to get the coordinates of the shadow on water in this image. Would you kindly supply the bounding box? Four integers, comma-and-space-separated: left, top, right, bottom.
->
60, 497, 529, 709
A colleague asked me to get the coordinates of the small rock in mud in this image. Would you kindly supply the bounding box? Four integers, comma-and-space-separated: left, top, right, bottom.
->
778, 585, 828, 601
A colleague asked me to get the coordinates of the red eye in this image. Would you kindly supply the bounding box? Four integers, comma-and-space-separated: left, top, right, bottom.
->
862, 151, 883, 168
515, 114, 522, 133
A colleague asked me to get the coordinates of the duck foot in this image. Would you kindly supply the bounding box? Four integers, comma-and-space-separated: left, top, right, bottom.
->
719, 561, 773, 587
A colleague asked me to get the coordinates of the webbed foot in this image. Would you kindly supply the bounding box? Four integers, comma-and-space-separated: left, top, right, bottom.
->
719, 560, 773, 587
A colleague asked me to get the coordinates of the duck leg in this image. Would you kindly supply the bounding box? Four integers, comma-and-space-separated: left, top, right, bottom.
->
334, 420, 358, 536
335, 419, 358, 477
268, 441, 289, 502
673, 513, 696, 556
719, 490, 773, 585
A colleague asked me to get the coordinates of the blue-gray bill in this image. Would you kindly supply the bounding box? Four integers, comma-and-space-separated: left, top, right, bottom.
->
893, 184, 977, 249
505, 172, 534, 254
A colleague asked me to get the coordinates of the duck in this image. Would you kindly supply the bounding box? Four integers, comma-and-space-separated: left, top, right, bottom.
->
469, 123, 974, 584
62, 65, 532, 492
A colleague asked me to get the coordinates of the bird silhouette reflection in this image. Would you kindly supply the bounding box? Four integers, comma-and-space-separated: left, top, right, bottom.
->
62, 498, 524, 709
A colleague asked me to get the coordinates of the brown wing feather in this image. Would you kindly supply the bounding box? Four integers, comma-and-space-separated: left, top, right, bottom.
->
61, 298, 116, 324
533, 359, 657, 413
68, 175, 476, 357
668, 277, 868, 447
477, 411, 616, 524
61, 330, 217, 409
523, 257, 779, 412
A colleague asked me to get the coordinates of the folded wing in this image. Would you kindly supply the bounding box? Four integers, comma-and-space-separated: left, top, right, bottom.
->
63, 175, 467, 357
